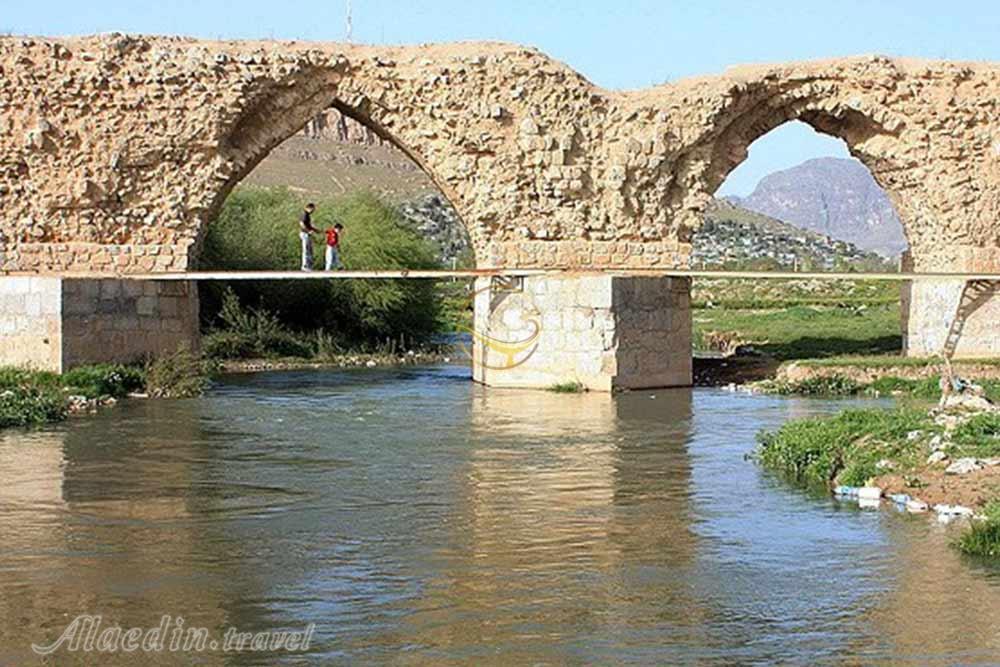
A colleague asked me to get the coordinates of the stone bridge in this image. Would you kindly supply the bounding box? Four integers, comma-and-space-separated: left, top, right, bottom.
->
1, 34, 998, 386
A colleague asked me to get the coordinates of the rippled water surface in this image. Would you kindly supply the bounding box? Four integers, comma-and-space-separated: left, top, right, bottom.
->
3, 365, 1000, 665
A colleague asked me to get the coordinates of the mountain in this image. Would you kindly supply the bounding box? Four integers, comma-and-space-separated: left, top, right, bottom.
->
726, 157, 907, 257
243, 112, 433, 202
694, 199, 891, 271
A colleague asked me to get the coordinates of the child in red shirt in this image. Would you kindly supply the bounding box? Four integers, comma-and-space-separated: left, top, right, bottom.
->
325, 223, 344, 271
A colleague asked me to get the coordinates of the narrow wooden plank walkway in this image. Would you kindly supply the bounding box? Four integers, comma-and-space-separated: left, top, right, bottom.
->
6, 269, 998, 282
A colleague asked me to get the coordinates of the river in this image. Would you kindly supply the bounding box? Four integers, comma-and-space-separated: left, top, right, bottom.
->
2, 364, 1000, 665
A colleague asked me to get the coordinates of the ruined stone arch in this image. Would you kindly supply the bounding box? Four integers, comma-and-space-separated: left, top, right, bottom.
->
197, 67, 474, 268
663, 78, 918, 256
1, 37, 998, 275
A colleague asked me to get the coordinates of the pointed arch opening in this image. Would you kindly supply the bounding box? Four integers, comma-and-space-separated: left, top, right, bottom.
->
693, 115, 910, 362
194, 95, 475, 357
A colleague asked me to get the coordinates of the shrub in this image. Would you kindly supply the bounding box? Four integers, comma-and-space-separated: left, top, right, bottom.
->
0, 363, 148, 430
203, 289, 314, 359
0, 386, 67, 428
313, 329, 344, 360
202, 330, 257, 360
61, 364, 145, 398
146, 346, 209, 398
788, 375, 862, 396
201, 188, 444, 344
956, 501, 1000, 558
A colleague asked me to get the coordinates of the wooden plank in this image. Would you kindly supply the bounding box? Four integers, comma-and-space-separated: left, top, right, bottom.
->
4, 269, 1000, 282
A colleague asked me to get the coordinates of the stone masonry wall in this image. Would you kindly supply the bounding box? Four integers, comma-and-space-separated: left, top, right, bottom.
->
0, 278, 198, 372
60, 279, 200, 369
613, 277, 692, 389
472, 275, 691, 391
0, 34, 997, 275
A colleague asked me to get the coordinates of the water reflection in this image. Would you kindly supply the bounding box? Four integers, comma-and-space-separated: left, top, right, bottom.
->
0, 402, 237, 666
2, 369, 1000, 665
390, 387, 698, 663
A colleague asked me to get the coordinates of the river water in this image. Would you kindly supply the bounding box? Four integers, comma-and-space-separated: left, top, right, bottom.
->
2, 365, 1000, 665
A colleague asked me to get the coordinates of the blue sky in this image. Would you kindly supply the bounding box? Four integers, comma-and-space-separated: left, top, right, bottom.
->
7, 0, 998, 195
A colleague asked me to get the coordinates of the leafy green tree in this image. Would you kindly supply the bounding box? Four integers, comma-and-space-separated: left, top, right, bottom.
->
201, 188, 444, 346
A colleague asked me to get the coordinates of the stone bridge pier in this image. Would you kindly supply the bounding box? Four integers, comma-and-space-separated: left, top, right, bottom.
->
1, 35, 998, 385
472, 274, 692, 391
0, 277, 199, 373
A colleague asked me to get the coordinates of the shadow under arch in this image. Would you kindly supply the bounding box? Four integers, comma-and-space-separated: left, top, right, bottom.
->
193, 69, 476, 268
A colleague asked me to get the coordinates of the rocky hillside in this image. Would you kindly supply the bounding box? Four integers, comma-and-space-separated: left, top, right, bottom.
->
249, 108, 450, 201
694, 199, 891, 270
727, 157, 907, 258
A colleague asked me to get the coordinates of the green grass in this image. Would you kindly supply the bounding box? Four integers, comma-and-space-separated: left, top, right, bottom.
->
0, 357, 209, 429
693, 278, 899, 310
768, 375, 863, 396
956, 501, 1000, 558
866, 376, 942, 398
549, 381, 586, 393
692, 296, 899, 309
694, 303, 901, 361
794, 355, 1000, 369
60, 365, 146, 398
759, 374, 1000, 402
756, 407, 936, 487
867, 378, 1000, 403
0, 364, 144, 399
951, 413, 1000, 458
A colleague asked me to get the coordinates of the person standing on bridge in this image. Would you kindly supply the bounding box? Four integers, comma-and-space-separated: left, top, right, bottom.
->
325, 222, 345, 271
298, 203, 320, 271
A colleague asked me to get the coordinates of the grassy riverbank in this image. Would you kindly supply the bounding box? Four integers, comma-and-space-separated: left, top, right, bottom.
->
691, 278, 1000, 395
756, 374, 1000, 400
693, 301, 901, 360
756, 406, 937, 487
0, 364, 144, 428
0, 349, 209, 429
756, 401, 1000, 556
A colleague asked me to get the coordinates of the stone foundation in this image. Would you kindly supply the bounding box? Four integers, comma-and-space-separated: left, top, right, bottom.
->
0, 278, 199, 372
472, 274, 692, 391
902, 280, 1000, 358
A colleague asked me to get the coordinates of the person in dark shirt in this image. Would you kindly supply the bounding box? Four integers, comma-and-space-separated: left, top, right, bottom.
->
298, 203, 319, 271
